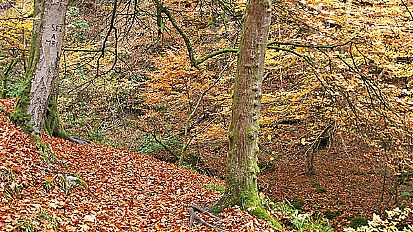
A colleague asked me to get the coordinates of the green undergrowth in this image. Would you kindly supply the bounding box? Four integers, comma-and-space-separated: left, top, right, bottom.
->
1, 167, 22, 198
34, 135, 87, 195
262, 196, 332, 231
349, 217, 368, 229
16, 220, 34, 232
206, 187, 332, 230
37, 210, 58, 231
14, 209, 58, 231
344, 207, 412, 232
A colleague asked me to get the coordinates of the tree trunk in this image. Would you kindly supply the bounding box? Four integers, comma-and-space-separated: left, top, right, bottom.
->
212, 0, 279, 227
1, 60, 17, 98
11, 0, 44, 125
12, 0, 68, 135
28, 0, 68, 134
44, 92, 69, 139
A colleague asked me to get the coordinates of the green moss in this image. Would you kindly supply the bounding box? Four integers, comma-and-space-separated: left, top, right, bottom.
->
11, 0, 44, 130
261, 0, 272, 8
246, 123, 259, 138
44, 94, 69, 139
250, 204, 282, 229
228, 129, 237, 140
350, 217, 368, 229
203, 184, 225, 193
209, 196, 229, 213
211, 187, 281, 229
316, 187, 327, 194
241, 189, 281, 229
249, 156, 260, 174
11, 77, 31, 128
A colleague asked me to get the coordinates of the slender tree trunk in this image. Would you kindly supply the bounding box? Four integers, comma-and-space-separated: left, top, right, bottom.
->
1, 60, 17, 98
11, 0, 44, 125
12, 0, 68, 135
212, 0, 279, 227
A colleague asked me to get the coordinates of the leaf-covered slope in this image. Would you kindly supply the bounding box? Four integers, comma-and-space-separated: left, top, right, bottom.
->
0, 98, 275, 231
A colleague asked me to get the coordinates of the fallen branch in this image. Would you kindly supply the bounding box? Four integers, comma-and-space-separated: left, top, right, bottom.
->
67, 136, 95, 146
303, 122, 335, 175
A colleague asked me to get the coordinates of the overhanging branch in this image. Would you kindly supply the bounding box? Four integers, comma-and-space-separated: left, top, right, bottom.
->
157, 3, 238, 68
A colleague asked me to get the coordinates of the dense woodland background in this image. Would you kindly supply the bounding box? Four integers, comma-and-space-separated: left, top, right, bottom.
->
1, 0, 413, 230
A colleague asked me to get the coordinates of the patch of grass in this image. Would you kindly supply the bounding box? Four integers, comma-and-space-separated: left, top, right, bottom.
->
6, 82, 23, 98
16, 220, 34, 232
35, 137, 59, 165
265, 198, 332, 232
203, 184, 225, 193
400, 191, 412, 199
37, 211, 58, 231
312, 182, 321, 187
286, 197, 304, 210
60, 173, 87, 195
42, 176, 54, 193
316, 187, 328, 194
323, 209, 341, 220
1, 168, 20, 198
312, 182, 327, 194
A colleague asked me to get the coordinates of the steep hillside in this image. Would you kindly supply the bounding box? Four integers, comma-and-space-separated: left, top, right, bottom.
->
0, 99, 275, 231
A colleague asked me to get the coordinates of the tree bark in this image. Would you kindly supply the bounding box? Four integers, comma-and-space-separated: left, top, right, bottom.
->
11, 0, 44, 126
44, 92, 69, 138
212, 0, 279, 227
28, 0, 68, 134
12, 0, 68, 135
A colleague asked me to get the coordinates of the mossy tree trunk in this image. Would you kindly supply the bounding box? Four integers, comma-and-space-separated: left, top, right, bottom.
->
212, 0, 279, 227
44, 92, 69, 138
12, 0, 68, 136
11, 0, 44, 125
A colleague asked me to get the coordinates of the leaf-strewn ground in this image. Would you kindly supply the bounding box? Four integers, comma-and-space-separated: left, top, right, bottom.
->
0, 99, 275, 231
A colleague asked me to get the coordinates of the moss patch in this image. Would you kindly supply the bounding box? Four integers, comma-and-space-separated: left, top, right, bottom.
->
203, 184, 225, 193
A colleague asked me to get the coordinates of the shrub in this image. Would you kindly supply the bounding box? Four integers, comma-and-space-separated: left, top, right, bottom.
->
264, 197, 332, 232
344, 207, 413, 232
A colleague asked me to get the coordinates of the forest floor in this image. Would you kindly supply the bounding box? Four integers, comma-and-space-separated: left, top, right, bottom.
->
258, 143, 397, 228
0, 99, 277, 231
1, 98, 412, 231
196, 136, 413, 230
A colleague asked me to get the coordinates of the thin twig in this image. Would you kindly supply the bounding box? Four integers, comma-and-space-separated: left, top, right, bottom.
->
400, 0, 413, 20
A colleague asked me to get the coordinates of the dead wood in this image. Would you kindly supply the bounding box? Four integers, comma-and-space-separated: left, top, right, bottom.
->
304, 122, 335, 175
68, 136, 95, 146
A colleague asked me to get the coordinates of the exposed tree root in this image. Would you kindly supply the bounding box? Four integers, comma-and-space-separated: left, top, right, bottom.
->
189, 205, 222, 231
